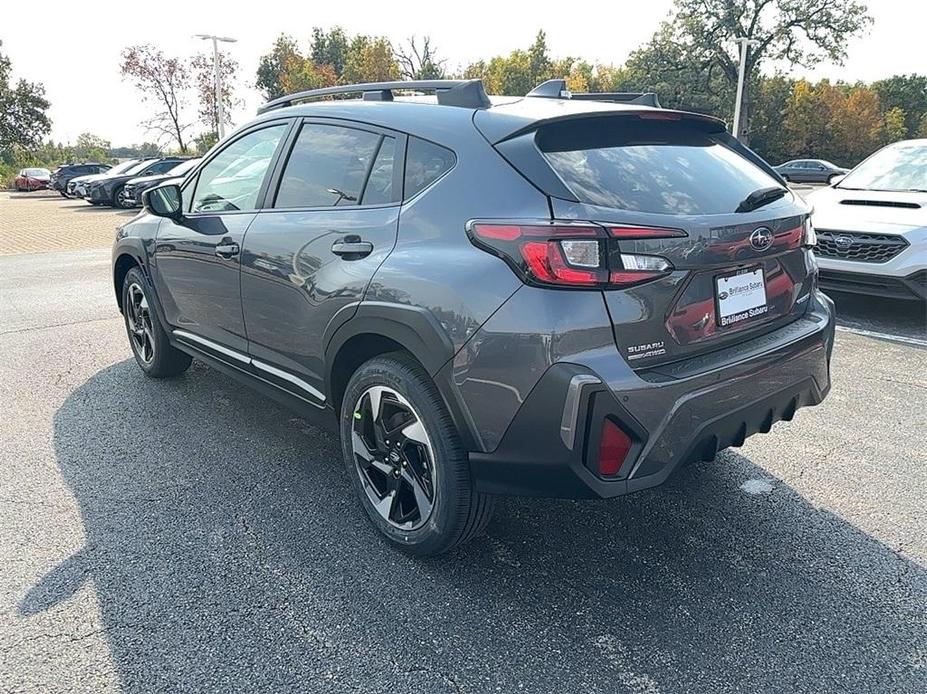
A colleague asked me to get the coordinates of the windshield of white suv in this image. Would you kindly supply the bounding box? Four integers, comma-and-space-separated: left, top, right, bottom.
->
838, 142, 927, 192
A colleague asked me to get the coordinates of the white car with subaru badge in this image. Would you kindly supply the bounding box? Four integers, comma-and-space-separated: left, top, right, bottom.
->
808, 138, 927, 302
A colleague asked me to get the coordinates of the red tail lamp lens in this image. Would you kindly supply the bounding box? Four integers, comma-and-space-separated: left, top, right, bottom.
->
598, 419, 632, 477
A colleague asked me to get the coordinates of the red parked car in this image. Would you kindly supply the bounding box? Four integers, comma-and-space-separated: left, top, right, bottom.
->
14, 168, 51, 191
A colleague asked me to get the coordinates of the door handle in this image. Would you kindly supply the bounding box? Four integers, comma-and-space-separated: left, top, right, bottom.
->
331, 235, 373, 258
215, 241, 240, 258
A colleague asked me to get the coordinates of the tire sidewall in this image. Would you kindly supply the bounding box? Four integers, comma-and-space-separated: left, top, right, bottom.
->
340, 357, 465, 555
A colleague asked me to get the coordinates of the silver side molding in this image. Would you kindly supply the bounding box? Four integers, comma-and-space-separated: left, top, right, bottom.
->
251, 359, 326, 403
172, 330, 326, 404
173, 330, 250, 364
559, 374, 601, 450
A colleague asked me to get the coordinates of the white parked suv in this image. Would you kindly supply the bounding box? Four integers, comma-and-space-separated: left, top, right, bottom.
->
807, 139, 926, 302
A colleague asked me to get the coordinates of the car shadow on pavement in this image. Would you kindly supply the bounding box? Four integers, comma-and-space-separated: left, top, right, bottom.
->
31, 359, 926, 692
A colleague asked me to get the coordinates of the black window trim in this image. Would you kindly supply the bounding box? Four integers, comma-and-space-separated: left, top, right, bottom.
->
183, 118, 296, 216
261, 116, 407, 214
401, 134, 458, 201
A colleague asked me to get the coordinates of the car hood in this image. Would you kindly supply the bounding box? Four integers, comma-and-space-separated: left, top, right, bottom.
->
808, 186, 927, 234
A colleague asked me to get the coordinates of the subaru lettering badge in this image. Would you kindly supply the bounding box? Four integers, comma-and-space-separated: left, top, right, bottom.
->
750, 227, 774, 251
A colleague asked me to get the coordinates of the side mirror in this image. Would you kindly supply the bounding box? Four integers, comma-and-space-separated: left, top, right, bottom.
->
829, 175, 846, 187
143, 183, 182, 219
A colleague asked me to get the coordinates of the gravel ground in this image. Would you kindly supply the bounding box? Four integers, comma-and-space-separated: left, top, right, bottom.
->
0, 203, 925, 692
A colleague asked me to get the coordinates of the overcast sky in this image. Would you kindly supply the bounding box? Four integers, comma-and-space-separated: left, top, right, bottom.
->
3, 0, 923, 146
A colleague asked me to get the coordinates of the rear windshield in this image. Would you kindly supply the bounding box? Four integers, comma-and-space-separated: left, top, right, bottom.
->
537, 119, 781, 215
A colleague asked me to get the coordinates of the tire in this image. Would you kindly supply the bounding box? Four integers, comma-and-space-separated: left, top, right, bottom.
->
340, 353, 494, 556
121, 267, 192, 378
113, 185, 130, 209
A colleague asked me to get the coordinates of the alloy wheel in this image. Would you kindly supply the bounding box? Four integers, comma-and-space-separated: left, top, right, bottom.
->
351, 386, 437, 530
125, 282, 155, 364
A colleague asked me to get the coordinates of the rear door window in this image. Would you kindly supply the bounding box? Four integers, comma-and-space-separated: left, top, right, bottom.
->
538, 119, 782, 215
404, 137, 455, 199
274, 123, 395, 209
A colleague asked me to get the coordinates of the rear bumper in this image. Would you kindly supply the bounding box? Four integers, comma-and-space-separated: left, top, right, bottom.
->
818, 268, 927, 301
469, 291, 835, 499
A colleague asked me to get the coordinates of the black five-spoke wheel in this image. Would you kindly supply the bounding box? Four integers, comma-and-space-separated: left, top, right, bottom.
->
125, 282, 155, 365
351, 386, 436, 530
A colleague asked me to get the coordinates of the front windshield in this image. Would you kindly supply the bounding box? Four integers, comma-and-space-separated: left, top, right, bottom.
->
106, 160, 140, 176
124, 160, 155, 176
838, 142, 927, 192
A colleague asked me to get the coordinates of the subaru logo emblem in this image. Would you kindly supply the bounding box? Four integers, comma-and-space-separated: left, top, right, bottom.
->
718, 291, 729, 300
834, 234, 854, 249
750, 227, 774, 251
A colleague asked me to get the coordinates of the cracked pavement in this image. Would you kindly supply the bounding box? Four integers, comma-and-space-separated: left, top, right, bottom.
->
1, 236, 926, 691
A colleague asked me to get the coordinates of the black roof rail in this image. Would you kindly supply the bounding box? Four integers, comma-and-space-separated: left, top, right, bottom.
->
526, 79, 661, 108
257, 79, 491, 114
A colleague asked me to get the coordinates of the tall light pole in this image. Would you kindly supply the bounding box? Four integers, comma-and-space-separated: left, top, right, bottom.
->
732, 37, 760, 140
194, 34, 237, 139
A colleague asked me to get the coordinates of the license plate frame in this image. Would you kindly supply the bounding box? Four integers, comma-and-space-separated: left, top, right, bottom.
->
715, 266, 768, 327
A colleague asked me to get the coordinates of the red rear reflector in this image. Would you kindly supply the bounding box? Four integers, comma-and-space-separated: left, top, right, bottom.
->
598, 419, 632, 477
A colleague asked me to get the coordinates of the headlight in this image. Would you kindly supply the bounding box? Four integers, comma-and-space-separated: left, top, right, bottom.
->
802, 217, 817, 248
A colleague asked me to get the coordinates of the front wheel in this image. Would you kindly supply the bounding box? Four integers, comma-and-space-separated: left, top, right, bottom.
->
341, 354, 494, 556
121, 267, 192, 378
113, 185, 131, 209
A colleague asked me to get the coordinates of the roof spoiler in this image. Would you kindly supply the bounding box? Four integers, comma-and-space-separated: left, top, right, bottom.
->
257, 79, 491, 114
526, 79, 661, 108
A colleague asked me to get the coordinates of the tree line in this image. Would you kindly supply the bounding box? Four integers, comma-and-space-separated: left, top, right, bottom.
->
4, 0, 927, 187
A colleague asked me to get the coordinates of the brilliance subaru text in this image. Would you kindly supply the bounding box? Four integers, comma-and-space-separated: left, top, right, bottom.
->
112, 78, 835, 556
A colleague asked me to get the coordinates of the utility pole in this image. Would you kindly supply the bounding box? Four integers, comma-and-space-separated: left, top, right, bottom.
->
732, 37, 760, 140
193, 34, 237, 140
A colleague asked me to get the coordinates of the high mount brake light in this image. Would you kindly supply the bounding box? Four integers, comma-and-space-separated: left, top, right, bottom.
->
467, 222, 681, 289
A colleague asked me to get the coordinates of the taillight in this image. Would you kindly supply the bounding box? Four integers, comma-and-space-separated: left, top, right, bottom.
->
598, 419, 632, 476
467, 221, 680, 289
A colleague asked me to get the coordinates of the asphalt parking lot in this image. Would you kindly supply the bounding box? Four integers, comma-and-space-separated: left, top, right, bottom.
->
1, 191, 925, 693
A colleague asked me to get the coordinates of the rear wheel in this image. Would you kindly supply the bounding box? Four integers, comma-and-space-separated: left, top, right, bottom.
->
121, 267, 192, 378
341, 354, 494, 556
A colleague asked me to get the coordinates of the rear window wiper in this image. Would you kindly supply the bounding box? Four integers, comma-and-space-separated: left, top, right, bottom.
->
736, 186, 789, 213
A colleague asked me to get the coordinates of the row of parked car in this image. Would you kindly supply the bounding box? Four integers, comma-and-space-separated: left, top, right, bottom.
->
34, 157, 201, 208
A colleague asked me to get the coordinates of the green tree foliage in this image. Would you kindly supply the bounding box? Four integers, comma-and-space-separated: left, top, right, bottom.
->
629, 0, 872, 135
872, 74, 927, 137
256, 35, 304, 100
0, 40, 52, 165
72, 132, 111, 163
254, 28, 402, 101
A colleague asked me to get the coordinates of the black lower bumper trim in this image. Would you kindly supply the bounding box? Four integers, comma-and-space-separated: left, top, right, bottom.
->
818, 269, 927, 301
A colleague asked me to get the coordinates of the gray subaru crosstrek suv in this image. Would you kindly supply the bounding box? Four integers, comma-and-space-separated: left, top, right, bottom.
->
112, 79, 834, 556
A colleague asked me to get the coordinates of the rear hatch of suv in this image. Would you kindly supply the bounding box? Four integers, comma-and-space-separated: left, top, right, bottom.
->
477, 107, 815, 369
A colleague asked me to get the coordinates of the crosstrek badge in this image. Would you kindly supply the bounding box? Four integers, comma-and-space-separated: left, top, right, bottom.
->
627, 341, 667, 361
